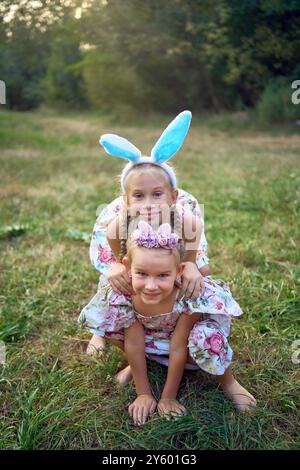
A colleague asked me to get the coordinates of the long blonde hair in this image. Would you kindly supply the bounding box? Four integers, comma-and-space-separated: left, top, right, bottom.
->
121, 162, 176, 193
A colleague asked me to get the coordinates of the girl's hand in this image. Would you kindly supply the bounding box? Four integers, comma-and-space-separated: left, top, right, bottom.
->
128, 394, 157, 426
158, 398, 187, 419
178, 262, 205, 300
108, 262, 134, 295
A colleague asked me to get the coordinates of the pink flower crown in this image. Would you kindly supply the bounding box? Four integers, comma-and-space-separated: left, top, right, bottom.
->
131, 221, 179, 250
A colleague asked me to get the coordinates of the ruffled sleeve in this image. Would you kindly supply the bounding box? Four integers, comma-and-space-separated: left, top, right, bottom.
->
89, 196, 124, 275
78, 287, 136, 335
177, 277, 243, 318
177, 189, 209, 269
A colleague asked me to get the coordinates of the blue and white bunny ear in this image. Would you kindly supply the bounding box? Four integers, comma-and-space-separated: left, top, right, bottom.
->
99, 134, 141, 162
150, 110, 192, 163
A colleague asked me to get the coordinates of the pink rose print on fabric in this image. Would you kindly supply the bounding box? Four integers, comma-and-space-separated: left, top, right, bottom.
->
98, 247, 115, 264
216, 301, 224, 310
192, 330, 205, 345
204, 332, 225, 356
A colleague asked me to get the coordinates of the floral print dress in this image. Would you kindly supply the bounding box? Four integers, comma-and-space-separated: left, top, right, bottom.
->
79, 188, 242, 375
79, 277, 243, 375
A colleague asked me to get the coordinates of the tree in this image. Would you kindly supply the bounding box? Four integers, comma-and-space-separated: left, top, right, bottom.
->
0, 0, 80, 109
42, 22, 86, 108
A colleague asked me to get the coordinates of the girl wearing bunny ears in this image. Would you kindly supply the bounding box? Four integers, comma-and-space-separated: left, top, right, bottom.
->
83, 111, 211, 355
81, 220, 256, 425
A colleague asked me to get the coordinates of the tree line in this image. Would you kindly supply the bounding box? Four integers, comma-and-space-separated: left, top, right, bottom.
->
1, 0, 299, 121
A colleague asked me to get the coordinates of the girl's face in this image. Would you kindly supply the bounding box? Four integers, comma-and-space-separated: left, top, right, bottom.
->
126, 247, 183, 305
124, 168, 178, 220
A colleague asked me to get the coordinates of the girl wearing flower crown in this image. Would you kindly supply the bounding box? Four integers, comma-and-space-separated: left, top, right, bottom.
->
80, 220, 256, 425
84, 111, 211, 355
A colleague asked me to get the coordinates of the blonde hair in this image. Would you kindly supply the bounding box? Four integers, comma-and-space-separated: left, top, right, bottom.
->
122, 162, 176, 195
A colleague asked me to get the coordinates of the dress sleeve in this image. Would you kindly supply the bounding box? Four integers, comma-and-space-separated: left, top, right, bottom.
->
78, 288, 136, 336
177, 277, 243, 318
108, 291, 137, 329
177, 189, 210, 268
89, 196, 124, 275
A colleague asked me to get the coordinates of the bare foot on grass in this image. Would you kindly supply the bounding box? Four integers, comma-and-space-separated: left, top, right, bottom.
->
115, 365, 133, 387
86, 334, 106, 356
221, 379, 257, 413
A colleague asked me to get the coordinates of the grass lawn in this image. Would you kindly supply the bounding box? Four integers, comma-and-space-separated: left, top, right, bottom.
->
0, 108, 299, 450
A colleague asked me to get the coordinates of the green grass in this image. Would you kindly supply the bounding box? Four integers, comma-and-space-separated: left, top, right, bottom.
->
0, 108, 299, 450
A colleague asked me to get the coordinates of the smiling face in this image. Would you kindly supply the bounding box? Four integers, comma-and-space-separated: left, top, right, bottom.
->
124, 165, 178, 220
126, 247, 183, 305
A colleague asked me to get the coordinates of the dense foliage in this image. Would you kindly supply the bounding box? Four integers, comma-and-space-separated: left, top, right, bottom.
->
1, 0, 299, 119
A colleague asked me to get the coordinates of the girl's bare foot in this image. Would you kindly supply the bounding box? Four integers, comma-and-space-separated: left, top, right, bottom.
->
158, 398, 187, 419
221, 379, 257, 413
86, 334, 106, 356
115, 365, 133, 387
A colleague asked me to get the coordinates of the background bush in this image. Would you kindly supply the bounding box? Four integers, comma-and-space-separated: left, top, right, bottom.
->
255, 76, 300, 124
1, 0, 300, 121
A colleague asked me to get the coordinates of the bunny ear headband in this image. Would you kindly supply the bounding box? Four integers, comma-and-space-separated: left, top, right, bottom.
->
99, 110, 192, 191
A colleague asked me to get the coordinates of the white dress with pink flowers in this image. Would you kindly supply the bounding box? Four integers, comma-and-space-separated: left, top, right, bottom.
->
79, 277, 243, 375
79, 189, 243, 375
